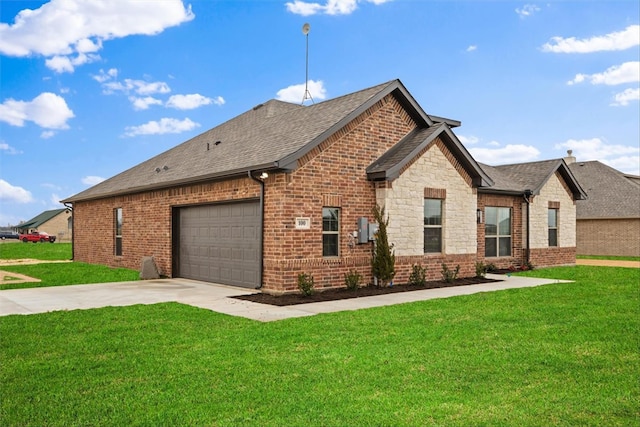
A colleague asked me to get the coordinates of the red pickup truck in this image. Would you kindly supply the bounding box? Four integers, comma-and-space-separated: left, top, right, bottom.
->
19, 231, 56, 243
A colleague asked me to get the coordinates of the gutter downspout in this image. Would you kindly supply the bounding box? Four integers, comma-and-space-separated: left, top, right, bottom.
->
63, 202, 74, 261
523, 190, 532, 266
248, 171, 265, 289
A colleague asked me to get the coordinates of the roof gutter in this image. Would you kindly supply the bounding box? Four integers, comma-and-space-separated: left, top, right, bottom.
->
63, 202, 74, 261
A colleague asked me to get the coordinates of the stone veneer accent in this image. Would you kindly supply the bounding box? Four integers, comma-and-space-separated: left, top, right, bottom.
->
377, 138, 477, 257
529, 171, 576, 249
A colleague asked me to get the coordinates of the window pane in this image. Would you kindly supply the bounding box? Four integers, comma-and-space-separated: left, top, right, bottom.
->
498, 208, 510, 235
322, 234, 338, 257
548, 209, 557, 227
322, 208, 338, 232
115, 208, 123, 236
485, 207, 497, 236
549, 229, 558, 247
115, 237, 122, 256
424, 228, 442, 253
424, 199, 442, 226
485, 237, 497, 257
498, 237, 511, 257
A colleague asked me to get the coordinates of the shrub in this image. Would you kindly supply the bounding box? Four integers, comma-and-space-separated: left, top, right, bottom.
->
485, 263, 497, 273
475, 261, 487, 278
441, 263, 460, 283
371, 205, 395, 287
344, 269, 362, 291
297, 272, 315, 296
408, 264, 427, 286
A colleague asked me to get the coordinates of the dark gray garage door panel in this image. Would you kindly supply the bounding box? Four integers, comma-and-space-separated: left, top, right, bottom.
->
178, 201, 260, 288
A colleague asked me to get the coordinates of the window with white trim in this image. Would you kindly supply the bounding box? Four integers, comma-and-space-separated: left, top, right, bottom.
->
322, 207, 339, 257
548, 208, 558, 247
424, 199, 443, 253
485, 207, 511, 257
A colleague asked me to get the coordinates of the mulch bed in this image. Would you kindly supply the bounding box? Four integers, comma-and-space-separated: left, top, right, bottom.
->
233, 276, 502, 306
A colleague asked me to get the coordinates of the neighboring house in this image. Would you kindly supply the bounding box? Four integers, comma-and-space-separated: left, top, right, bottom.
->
566, 155, 640, 257
63, 79, 585, 294
18, 208, 73, 242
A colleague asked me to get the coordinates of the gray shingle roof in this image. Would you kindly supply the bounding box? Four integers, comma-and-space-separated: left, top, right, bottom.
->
569, 161, 640, 219
479, 159, 587, 200
64, 80, 402, 202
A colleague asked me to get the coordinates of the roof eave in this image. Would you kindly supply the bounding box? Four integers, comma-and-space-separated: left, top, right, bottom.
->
63, 162, 279, 203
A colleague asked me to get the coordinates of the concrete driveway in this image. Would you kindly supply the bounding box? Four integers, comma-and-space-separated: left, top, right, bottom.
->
0, 274, 572, 322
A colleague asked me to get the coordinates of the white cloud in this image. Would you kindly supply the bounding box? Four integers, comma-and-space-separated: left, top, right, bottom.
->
276, 80, 327, 103
515, 4, 540, 18
45, 52, 100, 73
466, 45, 477, 52
81, 176, 106, 186
0, 142, 22, 155
611, 88, 640, 107
469, 144, 540, 165
124, 118, 200, 137
542, 25, 640, 54
0, 92, 74, 129
130, 96, 163, 111
458, 135, 479, 145
556, 138, 640, 175
50, 193, 63, 207
0, 179, 34, 203
567, 61, 639, 86
103, 78, 171, 95
166, 94, 220, 110
92, 68, 118, 83
286, 0, 391, 16
41, 130, 56, 139
0, 0, 194, 72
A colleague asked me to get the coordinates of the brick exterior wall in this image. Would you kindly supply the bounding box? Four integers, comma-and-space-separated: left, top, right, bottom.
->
477, 193, 525, 269
577, 218, 640, 257
73, 178, 261, 275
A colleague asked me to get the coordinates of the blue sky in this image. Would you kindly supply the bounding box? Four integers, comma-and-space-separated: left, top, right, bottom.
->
1, 0, 638, 226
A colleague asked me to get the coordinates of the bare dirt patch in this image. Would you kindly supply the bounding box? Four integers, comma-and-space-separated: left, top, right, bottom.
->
576, 259, 640, 268
0, 259, 72, 267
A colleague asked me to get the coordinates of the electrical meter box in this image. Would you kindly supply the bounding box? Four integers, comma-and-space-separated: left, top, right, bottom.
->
368, 223, 379, 241
357, 217, 368, 244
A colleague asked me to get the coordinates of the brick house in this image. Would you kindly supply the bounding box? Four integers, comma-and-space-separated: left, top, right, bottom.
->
18, 208, 73, 242
566, 155, 640, 257
63, 80, 586, 294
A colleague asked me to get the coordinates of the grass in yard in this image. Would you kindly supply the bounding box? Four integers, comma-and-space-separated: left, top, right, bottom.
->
0, 262, 139, 290
577, 254, 640, 262
0, 242, 72, 260
1, 266, 638, 426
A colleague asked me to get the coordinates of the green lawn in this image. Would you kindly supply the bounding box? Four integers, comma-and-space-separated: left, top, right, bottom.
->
0, 241, 72, 260
0, 262, 140, 290
1, 266, 638, 426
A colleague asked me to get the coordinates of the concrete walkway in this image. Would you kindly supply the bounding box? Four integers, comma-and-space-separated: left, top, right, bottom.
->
0, 274, 572, 322
576, 258, 640, 268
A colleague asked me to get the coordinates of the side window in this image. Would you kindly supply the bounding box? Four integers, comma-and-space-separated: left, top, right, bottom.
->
115, 208, 123, 256
548, 208, 558, 247
322, 207, 339, 257
485, 207, 511, 257
424, 198, 443, 253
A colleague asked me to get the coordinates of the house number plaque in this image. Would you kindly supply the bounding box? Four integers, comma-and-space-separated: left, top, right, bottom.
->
295, 217, 311, 229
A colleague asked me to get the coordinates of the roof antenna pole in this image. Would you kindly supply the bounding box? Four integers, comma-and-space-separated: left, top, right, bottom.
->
301, 23, 314, 105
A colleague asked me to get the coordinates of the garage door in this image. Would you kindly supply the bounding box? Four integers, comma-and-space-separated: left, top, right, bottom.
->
176, 201, 260, 288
